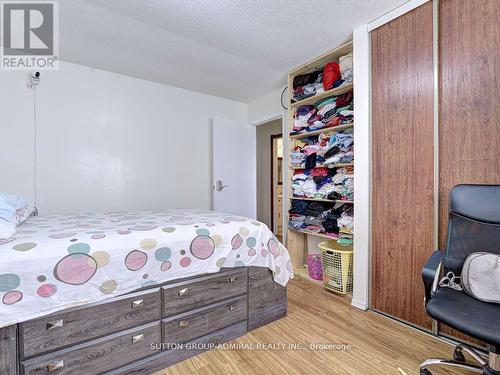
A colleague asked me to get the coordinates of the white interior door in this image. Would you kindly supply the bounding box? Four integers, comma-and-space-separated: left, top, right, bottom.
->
212, 117, 256, 218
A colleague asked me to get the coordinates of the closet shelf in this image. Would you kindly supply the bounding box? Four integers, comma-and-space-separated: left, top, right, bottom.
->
289, 196, 353, 204
289, 123, 354, 139
290, 83, 353, 108
289, 228, 338, 240
289, 162, 353, 170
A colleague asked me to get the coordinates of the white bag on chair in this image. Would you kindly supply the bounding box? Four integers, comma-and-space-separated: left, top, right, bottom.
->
462, 252, 500, 304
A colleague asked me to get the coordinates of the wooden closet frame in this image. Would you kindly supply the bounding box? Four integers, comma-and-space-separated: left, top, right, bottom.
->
285, 41, 354, 283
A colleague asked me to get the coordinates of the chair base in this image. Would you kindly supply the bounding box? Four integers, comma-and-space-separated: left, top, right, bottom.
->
420, 344, 500, 375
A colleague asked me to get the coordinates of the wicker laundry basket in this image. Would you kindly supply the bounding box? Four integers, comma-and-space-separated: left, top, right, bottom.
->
319, 241, 353, 294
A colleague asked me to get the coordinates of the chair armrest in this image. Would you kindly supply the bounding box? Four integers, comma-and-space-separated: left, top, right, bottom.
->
422, 250, 444, 305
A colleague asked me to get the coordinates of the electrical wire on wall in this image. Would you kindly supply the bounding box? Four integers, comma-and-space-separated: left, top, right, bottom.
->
280, 86, 288, 110
27, 72, 41, 215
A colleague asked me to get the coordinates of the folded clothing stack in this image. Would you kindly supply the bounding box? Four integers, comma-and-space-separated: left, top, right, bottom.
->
291, 52, 353, 104
289, 200, 352, 238
291, 90, 353, 135
330, 167, 354, 201
292, 71, 324, 102
337, 205, 354, 245
290, 135, 327, 168
290, 130, 353, 169
339, 52, 353, 86
291, 167, 353, 201
323, 132, 354, 166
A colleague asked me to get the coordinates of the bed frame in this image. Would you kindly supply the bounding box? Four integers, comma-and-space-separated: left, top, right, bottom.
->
0, 266, 287, 375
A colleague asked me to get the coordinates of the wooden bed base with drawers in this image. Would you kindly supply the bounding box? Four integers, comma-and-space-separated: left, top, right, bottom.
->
0, 266, 287, 375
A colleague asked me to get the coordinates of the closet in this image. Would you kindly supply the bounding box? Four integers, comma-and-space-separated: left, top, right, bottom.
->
371, 0, 500, 344
371, 1, 434, 329
286, 43, 354, 285
437, 0, 500, 343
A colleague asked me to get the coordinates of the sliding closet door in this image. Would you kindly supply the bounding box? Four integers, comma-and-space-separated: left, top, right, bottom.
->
438, 0, 500, 343
371, 2, 434, 328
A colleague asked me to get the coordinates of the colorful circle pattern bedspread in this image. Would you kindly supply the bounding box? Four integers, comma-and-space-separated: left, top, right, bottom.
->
0, 209, 293, 327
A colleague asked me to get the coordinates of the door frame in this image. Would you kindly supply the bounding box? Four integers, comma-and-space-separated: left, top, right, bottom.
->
270, 133, 283, 233
251, 113, 286, 240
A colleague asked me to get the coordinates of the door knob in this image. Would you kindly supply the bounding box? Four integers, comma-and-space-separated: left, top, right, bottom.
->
215, 180, 228, 191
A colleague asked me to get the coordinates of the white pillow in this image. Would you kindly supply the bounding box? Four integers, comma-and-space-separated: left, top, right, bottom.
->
0, 192, 33, 239
0, 219, 16, 240
15, 204, 35, 225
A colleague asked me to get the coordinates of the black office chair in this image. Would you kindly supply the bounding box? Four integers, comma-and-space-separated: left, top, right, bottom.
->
420, 184, 500, 375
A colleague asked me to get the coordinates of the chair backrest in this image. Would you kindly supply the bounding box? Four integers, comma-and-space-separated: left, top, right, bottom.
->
444, 184, 500, 274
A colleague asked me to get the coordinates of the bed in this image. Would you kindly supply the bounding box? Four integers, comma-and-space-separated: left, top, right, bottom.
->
0, 209, 292, 374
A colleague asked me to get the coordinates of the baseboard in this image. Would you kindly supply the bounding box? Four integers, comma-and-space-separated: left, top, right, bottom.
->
351, 298, 368, 311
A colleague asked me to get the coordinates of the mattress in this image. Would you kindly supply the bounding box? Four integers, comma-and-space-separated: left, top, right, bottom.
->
0, 209, 293, 327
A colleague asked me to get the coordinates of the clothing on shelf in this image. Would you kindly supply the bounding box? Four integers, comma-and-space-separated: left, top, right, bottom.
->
342, 69, 353, 84
337, 205, 354, 245
323, 62, 341, 91
339, 52, 353, 85
292, 71, 325, 102
291, 91, 353, 136
339, 52, 352, 74
288, 46, 355, 251
290, 131, 353, 169
291, 167, 353, 201
291, 52, 354, 104
327, 167, 354, 201
288, 200, 352, 240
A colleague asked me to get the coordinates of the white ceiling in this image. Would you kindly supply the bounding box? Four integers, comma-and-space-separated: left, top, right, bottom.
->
60, 0, 406, 102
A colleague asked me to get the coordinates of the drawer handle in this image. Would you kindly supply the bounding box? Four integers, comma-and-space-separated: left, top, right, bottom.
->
178, 320, 190, 327
46, 319, 64, 331
47, 360, 64, 372
178, 287, 188, 296
132, 334, 144, 344
229, 304, 237, 312
228, 277, 237, 283
131, 299, 144, 308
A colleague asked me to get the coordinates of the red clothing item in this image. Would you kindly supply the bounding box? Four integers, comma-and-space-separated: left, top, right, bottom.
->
323, 62, 341, 90
324, 116, 341, 128
336, 91, 353, 107
311, 167, 328, 177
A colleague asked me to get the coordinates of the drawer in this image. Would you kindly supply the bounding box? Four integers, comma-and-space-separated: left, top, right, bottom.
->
248, 267, 287, 330
20, 288, 161, 358
105, 321, 248, 375
162, 268, 247, 317
163, 295, 247, 344
20, 322, 160, 375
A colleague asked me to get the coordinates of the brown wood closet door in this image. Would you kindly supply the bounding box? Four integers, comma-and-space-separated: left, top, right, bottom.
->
438, 0, 500, 344
371, 2, 434, 329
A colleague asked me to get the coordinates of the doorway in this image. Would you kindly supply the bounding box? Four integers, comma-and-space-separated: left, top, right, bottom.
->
271, 134, 283, 241
256, 118, 283, 240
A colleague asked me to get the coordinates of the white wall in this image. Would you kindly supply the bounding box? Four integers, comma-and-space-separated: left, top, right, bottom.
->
0, 62, 247, 214
247, 86, 286, 125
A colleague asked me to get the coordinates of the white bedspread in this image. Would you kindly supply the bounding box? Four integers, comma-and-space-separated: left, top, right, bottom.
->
0, 209, 293, 327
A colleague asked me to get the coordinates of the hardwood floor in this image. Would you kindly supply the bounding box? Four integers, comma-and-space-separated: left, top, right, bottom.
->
155, 278, 472, 375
